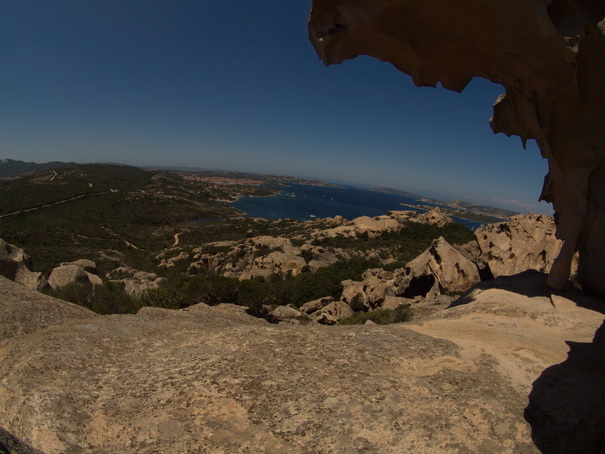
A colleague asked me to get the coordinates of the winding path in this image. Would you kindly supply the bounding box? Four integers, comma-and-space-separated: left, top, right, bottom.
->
172, 232, 183, 248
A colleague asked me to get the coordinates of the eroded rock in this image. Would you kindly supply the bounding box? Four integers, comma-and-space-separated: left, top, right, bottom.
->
309, 0, 605, 296
312, 300, 354, 324
300, 296, 333, 314
270, 305, 302, 320
107, 267, 164, 297
396, 237, 481, 298
0, 239, 44, 291
475, 213, 564, 278
47, 264, 93, 290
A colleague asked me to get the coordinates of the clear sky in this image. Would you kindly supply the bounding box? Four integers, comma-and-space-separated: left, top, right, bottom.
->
0, 0, 552, 214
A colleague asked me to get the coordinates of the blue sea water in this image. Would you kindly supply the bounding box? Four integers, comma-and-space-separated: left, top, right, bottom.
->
230, 184, 485, 230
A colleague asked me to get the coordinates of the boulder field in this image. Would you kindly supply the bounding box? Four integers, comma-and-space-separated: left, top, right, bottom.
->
1, 272, 604, 453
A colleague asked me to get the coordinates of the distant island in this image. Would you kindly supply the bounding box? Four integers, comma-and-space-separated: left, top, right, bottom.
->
188, 170, 343, 189
368, 187, 424, 199
369, 186, 518, 223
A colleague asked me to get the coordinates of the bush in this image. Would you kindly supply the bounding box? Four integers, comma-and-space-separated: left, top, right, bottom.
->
136, 273, 240, 309
339, 305, 411, 325
237, 279, 271, 317
44, 281, 140, 314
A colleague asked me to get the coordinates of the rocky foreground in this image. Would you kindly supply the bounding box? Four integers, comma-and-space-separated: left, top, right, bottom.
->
1, 270, 604, 453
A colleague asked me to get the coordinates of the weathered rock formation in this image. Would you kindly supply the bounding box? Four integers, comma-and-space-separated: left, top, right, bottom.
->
178, 209, 452, 281
1, 273, 604, 452
397, 236, 482, 297
475, 213, 567, 278
315, 208, 452, 240
47, 260, 102, 290
107, 267, 165, 297
0, 239, 44, 291
308, 0, 605, 296
312, 300, 355, 324
336, 214, 565, 318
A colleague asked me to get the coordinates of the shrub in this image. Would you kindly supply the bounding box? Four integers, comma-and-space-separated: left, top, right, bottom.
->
44, 281, 140, 314
339, 305, 411, 325
136, 273, 240, 309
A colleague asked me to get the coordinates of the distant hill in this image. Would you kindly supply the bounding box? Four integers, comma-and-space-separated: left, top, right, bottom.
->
368, 187, 423, 199
191, 170, 342, 188
0, 163, 258, 272
0, 158, 75, 179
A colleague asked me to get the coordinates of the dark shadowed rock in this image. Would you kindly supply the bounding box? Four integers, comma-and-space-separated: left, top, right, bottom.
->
0, 426, 43, 454
0, 240, 43, 291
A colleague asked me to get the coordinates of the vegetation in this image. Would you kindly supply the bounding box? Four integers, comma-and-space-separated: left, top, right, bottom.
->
0, 164, 268, 274
43, 281, 141, 315
9, 163, 483, 325
338, 305, 411, 325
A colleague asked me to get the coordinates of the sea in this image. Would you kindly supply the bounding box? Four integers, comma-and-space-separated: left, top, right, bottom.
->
230, 184, 485, 230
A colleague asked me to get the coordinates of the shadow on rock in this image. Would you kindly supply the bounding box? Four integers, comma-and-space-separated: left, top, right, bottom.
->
448, 270, 553, 309
444, 270, 605, 452
525, 321, 605, 453
0, 426, 43, 454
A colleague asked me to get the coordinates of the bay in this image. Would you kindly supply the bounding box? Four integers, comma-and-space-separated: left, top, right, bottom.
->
230, 184, 485, 230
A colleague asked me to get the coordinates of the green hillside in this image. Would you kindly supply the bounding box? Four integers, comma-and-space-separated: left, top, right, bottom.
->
0, 164, 246, 272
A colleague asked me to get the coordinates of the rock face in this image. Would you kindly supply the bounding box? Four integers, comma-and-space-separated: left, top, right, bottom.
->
1, 272, 604, 452
312, 300, 354, 324
0, 239, 44, 291
107, 267, 164, 297
308, 1, 605, 296
47, 260, 102, 290
475, 213, 564, 278
397, 236, 481, 297
0, 276, 99, 340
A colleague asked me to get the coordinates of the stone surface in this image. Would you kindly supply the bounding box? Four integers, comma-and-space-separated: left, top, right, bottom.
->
475, 214, 563, 278
308, 0, 605, 296
62, 259, 97, 274
47, 259, 104, 290
241, 251, 307, 280
352, 215, 400, 237
396, 237, 481, 297
0, 239, 43, 291
107, 267, 164, 297
1, 272, 604, 452
410, 208, 453, 227
47, 264, 94, 290
0, 276, 98, 341
300, 296, 333, 314
270, 305, 302, 320
312, 300, 355, 324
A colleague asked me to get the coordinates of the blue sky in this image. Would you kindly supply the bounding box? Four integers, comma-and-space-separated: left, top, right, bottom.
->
0, 0, 551, 213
